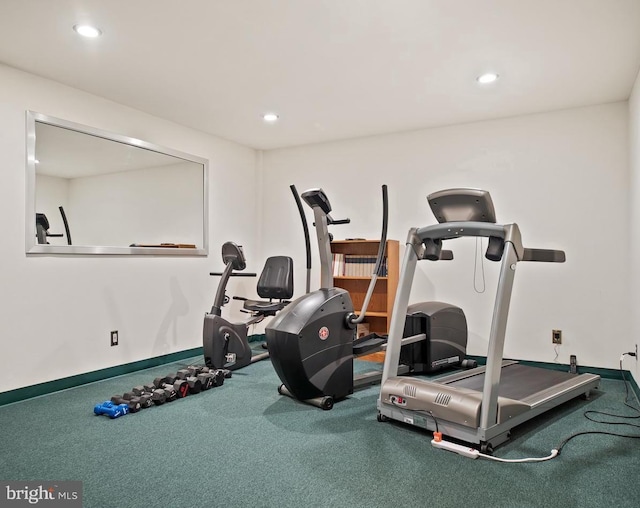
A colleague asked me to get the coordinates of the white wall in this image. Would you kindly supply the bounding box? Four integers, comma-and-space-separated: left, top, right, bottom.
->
0, 64, 259, 393
630, 70, 640, 386
261, 103, 630, 370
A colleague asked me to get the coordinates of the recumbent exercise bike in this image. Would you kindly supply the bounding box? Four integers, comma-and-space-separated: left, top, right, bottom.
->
203, 241, 293, 371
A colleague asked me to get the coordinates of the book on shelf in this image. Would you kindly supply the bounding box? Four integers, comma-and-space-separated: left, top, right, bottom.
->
331, 253, 387, 277
332, 253, 344, 276
356, 322, 370, 338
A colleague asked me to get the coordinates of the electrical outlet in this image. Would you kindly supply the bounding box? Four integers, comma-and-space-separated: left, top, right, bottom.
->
552, 329, 562, 345
110, 330, 119, 347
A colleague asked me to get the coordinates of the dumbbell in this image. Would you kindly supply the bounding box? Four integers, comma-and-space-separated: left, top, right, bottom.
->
177, 366, 206, 384
153, 374, 179, 402
130, 387, 154, 409
185, 376, 202, 394
157, 373, 190, 398
132, 384, 168, 406
197, 372, 214, 390
200, 365, 225, 378
212, 369, 226, 386
110, 395, 142, 413
128, 388, 153, 408
152, 375, 178, 389
123, 391, 152, 409
149, 379, 174, 403
199, 369, 226, 390
144, 388, 167, 405
171, 378, 190, 398
178, 370, 205, 394
187, 365, 206, 377
158, 374, 191, 398
159, 386, 177, 402
131, 386, 148, 397
94, 401, 129, 419
151, 389, 167, 405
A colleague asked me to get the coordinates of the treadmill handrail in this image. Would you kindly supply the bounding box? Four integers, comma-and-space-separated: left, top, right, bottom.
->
413, 221, 564, 263
522, 248, 565, 263
415, 222, 523, 261
415, 221, 508, 241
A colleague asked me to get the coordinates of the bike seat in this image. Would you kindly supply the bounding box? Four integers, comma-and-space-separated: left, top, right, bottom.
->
243, 299, 290, 316
241, 255, 294, 316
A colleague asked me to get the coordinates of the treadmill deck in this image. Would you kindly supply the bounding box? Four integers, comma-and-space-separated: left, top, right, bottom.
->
446, 363, 581, 402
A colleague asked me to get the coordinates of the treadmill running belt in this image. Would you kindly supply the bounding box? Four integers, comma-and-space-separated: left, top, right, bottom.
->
447, 364, 578, 401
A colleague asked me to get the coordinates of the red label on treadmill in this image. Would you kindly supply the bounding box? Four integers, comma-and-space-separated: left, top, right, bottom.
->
319, 326, 329, 340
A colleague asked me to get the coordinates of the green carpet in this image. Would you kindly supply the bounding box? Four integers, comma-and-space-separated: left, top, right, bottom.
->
0, 351, 638, 508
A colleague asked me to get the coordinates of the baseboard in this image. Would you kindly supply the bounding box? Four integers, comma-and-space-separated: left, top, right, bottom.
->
0, 346, 204, 407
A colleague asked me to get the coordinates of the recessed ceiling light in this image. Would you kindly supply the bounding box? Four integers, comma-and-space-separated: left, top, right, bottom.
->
477, 73, 499, 84
263, 113, 279, 123
73, 24, 102, 38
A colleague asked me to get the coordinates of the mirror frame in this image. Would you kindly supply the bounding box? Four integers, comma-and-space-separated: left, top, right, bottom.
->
25, 111, 209, 256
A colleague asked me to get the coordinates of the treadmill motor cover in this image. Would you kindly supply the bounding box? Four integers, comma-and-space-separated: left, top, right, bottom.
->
401, 301, 468, 373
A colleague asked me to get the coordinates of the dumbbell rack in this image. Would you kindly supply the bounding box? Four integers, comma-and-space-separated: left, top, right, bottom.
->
93, 364, 231, 419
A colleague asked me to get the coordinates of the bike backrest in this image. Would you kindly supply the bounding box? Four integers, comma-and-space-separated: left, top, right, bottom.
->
257, 256, 294, 300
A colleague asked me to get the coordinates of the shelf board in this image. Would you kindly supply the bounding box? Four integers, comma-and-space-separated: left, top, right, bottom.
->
331, 239, 381, 244
334, 276, 387, 280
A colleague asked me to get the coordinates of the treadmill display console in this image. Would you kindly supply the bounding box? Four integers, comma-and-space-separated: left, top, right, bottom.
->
427, 188, 496, 224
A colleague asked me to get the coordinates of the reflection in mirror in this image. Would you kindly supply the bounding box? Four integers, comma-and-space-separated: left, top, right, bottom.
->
26, 111, 208, 255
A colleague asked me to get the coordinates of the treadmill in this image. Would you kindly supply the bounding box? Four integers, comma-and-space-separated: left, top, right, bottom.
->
377, 188, 600, 451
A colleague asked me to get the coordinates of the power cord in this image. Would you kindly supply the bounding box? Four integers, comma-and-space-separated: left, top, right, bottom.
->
478, 449, 558, 462
426, 410, 439, 434
554, 352, 639, 456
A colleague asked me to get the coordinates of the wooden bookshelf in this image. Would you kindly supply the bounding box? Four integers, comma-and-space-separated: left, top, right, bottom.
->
330, 239, 399, 336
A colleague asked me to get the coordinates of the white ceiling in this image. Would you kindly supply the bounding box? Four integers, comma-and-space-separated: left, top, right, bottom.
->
1, 0, 639, 150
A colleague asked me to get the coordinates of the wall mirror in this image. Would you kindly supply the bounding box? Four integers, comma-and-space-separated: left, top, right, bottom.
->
26, 111, 208, 256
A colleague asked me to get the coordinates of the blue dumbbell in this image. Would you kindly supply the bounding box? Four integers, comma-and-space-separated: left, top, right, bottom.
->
93, 401, 129, 419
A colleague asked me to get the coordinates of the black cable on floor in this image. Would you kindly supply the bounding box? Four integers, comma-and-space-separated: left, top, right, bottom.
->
555, 353, 640, 455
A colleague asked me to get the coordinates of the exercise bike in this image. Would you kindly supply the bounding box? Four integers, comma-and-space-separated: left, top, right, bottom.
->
203, 241, 293, 371
266, 186, 469, 409
36, 206, 72, 245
